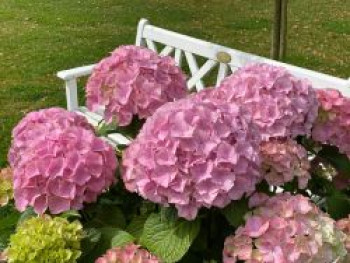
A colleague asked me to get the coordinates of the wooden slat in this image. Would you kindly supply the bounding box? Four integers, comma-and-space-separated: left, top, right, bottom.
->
145, 39, 158, 53
174, 49, 183, 67
135, 18, 149, 47
160, 46, 174, 56
184, 52, 205, 91
216, 63, 229, 87
187, 60, 218, 89
142, 24, 350, 95
107, 133, 131, 145
57, 64, 95, 81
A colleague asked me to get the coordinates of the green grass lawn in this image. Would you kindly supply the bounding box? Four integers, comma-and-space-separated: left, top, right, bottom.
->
0, 0, 349, 167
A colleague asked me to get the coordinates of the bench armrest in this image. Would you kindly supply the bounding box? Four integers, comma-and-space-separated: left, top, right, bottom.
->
57, 64, 96, 81
57, 64, 96, 111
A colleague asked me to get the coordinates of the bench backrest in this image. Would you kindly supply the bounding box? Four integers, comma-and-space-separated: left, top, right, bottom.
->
136, 19, 350, 96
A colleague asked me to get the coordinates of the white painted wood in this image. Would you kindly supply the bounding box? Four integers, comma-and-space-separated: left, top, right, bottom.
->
184, 51, 205, 90
187, 60, 217, 90
142, 24, 350, 95
160, 45, 174, 56
145, 39, 158, 53
57, 64, 95, 81
57, 18, 350, 148
174, 49, 183, 67
216, 63, 229, 87
135, 18, 149, 47
107, 133, 131, 145
65, 79, 79, 111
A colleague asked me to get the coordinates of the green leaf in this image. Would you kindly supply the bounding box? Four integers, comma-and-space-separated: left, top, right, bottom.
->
140, 213, 200, 262
60, 210, 81, 220
86, 205, 126, 228
160, 206, 178, 222
17, 207, 36, 225
0, 204, 21, 249
222, 198, 249, 227
78, 228, 102, 263
126, 214, 148, 241
80, 228, 101, 254
111, 230, 135, 247
326, 192, 350, 219
319, 145, 350, 177
78, 227, 129, 263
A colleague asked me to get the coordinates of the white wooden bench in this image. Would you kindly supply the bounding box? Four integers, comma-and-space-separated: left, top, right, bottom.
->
57, 18, 350, 147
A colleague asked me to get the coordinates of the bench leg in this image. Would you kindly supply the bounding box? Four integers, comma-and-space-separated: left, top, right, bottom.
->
65, 79, 78, 111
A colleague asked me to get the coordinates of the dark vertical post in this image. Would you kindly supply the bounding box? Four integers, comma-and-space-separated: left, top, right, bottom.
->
279, 0, 288, 60
271, 0, 282, 59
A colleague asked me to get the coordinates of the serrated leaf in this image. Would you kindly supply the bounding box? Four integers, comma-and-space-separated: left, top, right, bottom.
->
140, 213, 200, 262
111, 230, 135, 247
160, 206, 178, 222
126, 214, 148, 240
222, 198, 249, 227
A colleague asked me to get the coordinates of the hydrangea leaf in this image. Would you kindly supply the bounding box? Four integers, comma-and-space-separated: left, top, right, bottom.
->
79, 227, 127, 263
140, 213, 200, 262
319, 145, 350, 177
0, 205, 20, 250
126, 214, 148, 241
222, 198, 249, 228
86, 205, 126, 228
326, 192, 350, 219
111, 230, 135, 247
17, 207, 36, 225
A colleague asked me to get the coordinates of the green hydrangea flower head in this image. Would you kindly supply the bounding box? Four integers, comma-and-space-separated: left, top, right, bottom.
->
0, 167, 13, 206
7, 215, 83, 263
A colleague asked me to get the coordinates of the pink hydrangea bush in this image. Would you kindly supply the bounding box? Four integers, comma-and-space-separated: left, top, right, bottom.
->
260, 138, 311, 189
214, 63, 318, 141
13, 126, 118, 214
122, 98, 262, 220
95, 243, 161, 263
8, 107, 93, 167
223, 193, 348, 263
85, 45, 188, 126
337, 215, 350, 253
312, 88, 350, 158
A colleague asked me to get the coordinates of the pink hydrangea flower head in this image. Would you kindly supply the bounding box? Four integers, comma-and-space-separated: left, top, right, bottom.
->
85, 45, 188, 126
95, 243, 161, 263
336, 215, 350, 252
260, 138, 311, 189
8, 107, 93, 167
122, 98, 262, 220
223, 193, 348, 263
13, 126, 118, 214
312, 88, 350, 158
216, 63, 319, 141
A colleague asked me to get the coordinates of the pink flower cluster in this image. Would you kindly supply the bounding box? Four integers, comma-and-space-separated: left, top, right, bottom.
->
223, 193, 347, 263
9, 108, 118, 214
260, 139, 310, 189
95, 244, 161, 263
337, 215, 350, 252
86, 45, 188, 126
312, 88, 350, 157
214, 63, 318, 141
122, 98, 262, 220
8, 107, 93, 167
